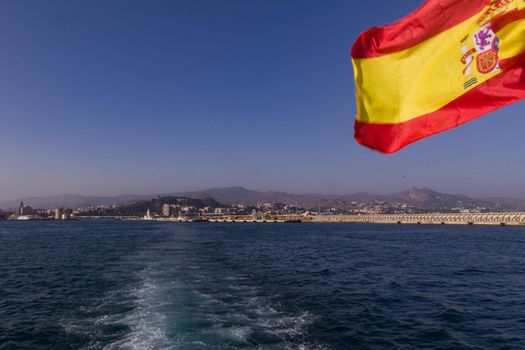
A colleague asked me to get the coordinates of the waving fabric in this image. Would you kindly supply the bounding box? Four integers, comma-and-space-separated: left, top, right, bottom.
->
352, 0, 525, 153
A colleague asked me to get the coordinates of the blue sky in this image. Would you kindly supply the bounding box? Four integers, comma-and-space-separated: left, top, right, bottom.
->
1, 0, 524, 200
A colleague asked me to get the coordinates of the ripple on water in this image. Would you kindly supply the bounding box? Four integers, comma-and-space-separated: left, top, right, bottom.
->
3, 222, 525, 349
67, 258, 322, 350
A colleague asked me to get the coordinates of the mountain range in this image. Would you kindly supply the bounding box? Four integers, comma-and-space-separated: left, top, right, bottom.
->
1, 186, 525, 212
179, 186, 525, 211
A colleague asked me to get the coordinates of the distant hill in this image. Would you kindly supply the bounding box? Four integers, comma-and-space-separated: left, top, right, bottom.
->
1, 186, 524, 212
178, 186, 525, 212
116, 196, 223, 216
387, 188, 500, 210
176, 186, 314, 206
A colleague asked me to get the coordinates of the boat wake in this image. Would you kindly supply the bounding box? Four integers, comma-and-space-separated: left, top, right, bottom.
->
62, 260, 325, 349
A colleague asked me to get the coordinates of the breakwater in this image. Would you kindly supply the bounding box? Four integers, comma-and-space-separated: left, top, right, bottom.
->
312, 212, 525, 226
63, 213, 525, 226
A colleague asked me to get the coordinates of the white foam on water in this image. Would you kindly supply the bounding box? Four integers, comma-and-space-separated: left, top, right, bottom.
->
61, 249, 327, 350
193, 283, 320, 348
103, 273, 173, 350
295, 344, 330, 350
221, 326, 252, 342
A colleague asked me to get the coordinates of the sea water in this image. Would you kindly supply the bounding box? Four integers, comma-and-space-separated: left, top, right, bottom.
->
1, 221, 525, 349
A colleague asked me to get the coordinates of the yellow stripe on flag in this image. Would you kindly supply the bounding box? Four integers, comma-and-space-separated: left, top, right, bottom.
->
353, 0, 525, 125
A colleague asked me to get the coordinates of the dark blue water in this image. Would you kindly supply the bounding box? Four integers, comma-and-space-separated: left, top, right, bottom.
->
1, 222, 525, 349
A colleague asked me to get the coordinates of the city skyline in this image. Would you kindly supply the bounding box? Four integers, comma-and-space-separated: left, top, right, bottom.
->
2, 185, 525, 209
2, 0, 525, 200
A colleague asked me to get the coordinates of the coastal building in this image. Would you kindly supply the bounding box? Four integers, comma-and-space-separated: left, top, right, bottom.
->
162, 204, 171, 217
61, 209, 73, 220
143, 208, 154, 220
54, 207, 63, 220
18, 201, 34, 216
182, 212, 202, 221
181, 206, 194, 213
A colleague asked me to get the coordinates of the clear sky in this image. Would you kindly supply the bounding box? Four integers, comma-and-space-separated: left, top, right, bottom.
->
1, 0, 525, 200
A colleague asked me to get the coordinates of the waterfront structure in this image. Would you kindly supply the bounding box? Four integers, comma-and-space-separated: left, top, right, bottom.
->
162, 204, 171, 217
143, 208, 154, 220
312, 213, 525, 226
61, 209, 73, 220
181, 212, 202, 222
54, 208, 64, 220
18, 201, 34, 216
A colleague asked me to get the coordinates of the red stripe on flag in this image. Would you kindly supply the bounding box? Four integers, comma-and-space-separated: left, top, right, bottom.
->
351, 0, 487, 59
354, 56, 525, 153
491, 8, 525, 33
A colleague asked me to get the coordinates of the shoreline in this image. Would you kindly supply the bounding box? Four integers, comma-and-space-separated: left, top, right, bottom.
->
4, 212, 525, 227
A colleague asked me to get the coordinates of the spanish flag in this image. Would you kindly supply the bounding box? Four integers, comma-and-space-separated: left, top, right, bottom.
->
352, 0, 525, 153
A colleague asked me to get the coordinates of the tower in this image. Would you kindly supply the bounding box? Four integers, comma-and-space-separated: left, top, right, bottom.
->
55, 207, 64, 220
162, 204, 171, 217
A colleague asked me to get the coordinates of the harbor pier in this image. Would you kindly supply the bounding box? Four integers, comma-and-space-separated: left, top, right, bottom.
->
311, 213, 525, 226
